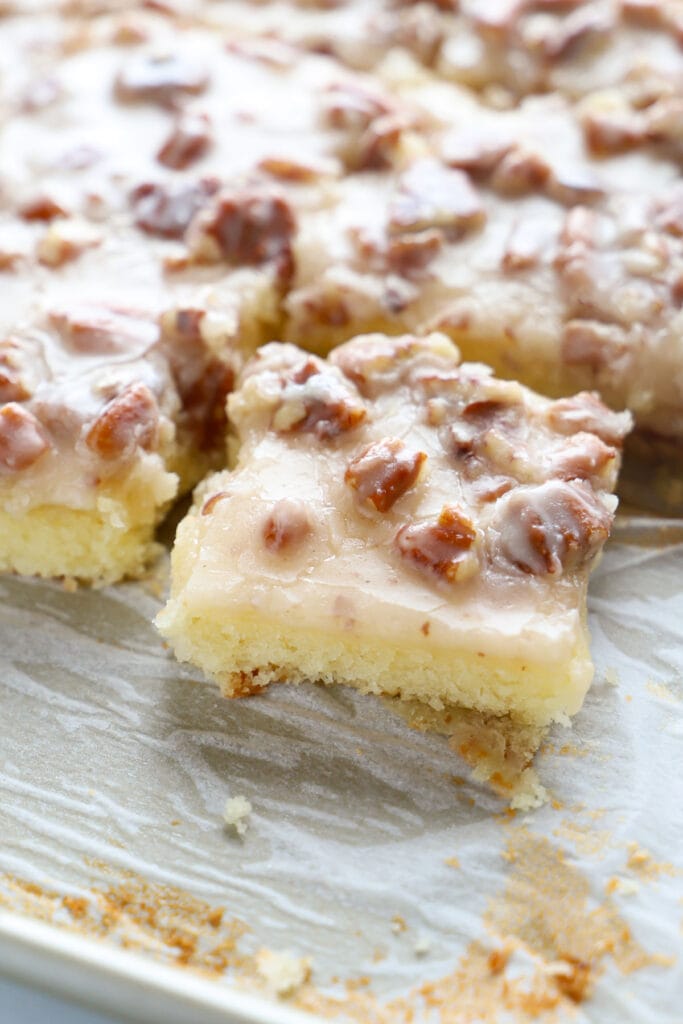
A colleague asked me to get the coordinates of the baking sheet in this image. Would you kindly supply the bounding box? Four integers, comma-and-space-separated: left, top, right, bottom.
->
0, 522, 682, 1023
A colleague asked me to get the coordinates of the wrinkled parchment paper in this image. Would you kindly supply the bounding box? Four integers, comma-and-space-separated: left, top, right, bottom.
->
0, 521, 681, 1022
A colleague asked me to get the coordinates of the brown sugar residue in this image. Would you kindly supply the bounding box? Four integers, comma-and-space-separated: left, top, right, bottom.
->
0, 868, 250, 979
486, 829, 671, 990
0, 832, 673, 1023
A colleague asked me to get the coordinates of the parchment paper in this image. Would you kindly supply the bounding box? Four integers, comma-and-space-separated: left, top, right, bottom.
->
0, 520, 681, 1022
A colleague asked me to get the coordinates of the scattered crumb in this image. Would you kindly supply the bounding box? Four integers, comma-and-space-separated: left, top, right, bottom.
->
371, 946, 386, 964
509, 769, 548, 810
626, 842, 677, 881
255, 949, 312, 997
62, 577, 78, 593
605, 876, 640, 897
223, 796, 252, 837
603, 667, 619, 687
647, 680, 678, 703
391, 914, 408, 935
445, 856, 460, 869
414, 932, 431, 957
170, 819, 181, 827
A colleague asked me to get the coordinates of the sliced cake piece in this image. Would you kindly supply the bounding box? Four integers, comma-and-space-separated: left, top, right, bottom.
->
0, 6, 423, 584
199, 0, 683, 103
157, 333, 630, 732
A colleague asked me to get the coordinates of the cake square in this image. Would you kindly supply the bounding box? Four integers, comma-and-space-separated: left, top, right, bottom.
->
157, 332, 630, 734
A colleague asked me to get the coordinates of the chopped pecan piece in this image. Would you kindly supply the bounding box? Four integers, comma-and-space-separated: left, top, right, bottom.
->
257, 155, 339, 182
85, 382, 159, 461
130, 178, 219, 240
655, 188, 683, 237
36, 220, 100, 267
440, 124, 514, 175
582, 106, 645, 155
560, 320, 628, 372
262, 499, 311, 553
157, 111, 213, 170
548, 392, 632, 447
356, 113, 410, 171
274, 361, 366, 440
323, 81, 393, 131
346, 438, 426, 512
389, 159, 485, 237
0, 403, 50, 472
539, 6, 612, 60
502, 217, 555, 271
386, 229, 443, 278
546, 432, 618, 483
187, 187, 295, 279
114, 53, 209, 106
19, 196, 68, 222
50, 306, 159, 356
172, 348, 234, 452
491, 480, 612, 576
0, 342, 32, 403
490, 148, 550, 196
396, 506, 479, 584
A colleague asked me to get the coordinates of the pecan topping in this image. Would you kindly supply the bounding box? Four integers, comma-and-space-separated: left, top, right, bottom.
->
0, 343, 32, 403
346, 438, 426, 512
548, 393, 632, 448
257, 155, 339, 182
49, 306, 159, 356
0, 403, 50, 472
168, 324, 235, 452
389, 159, 485, 236
560, 320, 628, 372
490, 148, 550, 196
114, 53, 209, 106
36, 220, 100, 268
130, 178, 219, 240
19, 196, 68, 222
546, 432, 618, 484
396, 506, 479, 584
539, 6, 612, 61
356, 113, 411, 171
85, 383, 159, 461
386, 229, 443, 278
491, 480, 612, 577
262, 499, 311, 554
323, 82, 393, 131
502, 218, 555, 271
273, 361, 367, 440
440, 124, 514, 174
187, 187, 295, 279
157, 111, 213, 170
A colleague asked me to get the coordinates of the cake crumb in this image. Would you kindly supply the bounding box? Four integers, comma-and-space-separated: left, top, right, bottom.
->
391, 914, 408, 934
62, 577, 78, 593
445, 856, 460, 869
603, 666, 619, 687
255, 948, 311, 997
414, 931, 431, 957
605, 875, 640, 896
223, 796, 252, 837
